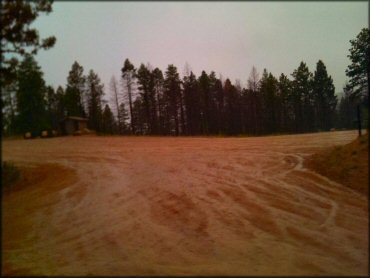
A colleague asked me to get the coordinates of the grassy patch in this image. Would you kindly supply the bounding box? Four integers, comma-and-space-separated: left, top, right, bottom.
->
305, 133, 369, 195
2, 162, 21, 188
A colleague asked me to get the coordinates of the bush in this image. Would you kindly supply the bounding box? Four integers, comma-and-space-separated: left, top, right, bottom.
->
2, 162, 20, 188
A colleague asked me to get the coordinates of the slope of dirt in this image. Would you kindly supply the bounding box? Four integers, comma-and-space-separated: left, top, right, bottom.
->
305, 133, 368, 195
2, 131, 368, 276
2, 163, 78, 275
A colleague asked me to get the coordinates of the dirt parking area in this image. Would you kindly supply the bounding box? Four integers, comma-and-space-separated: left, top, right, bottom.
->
2, 130, 368, 275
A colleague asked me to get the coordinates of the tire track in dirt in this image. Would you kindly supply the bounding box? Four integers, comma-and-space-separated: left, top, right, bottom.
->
2, 131, 368, 276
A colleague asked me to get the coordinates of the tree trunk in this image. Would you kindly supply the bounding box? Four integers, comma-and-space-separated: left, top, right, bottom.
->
357, 105, 362, 137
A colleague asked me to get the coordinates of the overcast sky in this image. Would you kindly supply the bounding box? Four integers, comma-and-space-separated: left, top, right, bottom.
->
33, 1, 368, 97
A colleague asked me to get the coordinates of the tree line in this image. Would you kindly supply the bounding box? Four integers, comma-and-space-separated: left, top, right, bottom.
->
1, 56, 363, 137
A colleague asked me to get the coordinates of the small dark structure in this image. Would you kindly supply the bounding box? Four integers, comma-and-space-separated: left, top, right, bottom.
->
59, 116, 88, 135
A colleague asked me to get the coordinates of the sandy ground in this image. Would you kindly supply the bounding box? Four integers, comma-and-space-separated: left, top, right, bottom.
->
2, 130, 368, 276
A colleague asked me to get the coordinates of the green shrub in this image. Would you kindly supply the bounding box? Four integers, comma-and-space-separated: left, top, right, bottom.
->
2, 162, 20, 188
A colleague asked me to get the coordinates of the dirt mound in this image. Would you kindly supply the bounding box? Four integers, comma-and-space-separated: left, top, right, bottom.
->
305, 133, 368, 195
2, 163, 77, 275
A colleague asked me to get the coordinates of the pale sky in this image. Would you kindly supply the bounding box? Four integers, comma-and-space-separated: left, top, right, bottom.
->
33, 1, 368, 96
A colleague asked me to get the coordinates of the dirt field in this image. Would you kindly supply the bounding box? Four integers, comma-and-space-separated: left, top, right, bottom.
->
2, 130, 368, 276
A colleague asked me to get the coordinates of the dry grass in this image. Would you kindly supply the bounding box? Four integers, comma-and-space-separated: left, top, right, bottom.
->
305, 132, 369, 195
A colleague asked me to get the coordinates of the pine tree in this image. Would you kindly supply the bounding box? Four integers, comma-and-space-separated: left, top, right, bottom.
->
131, 97, 146, 134
291, 62, 313, 133
101, 104, 115, 134
224, 79, 241, 135
260, 70, 279, 134
86, 70, 104, 132
312, 60, 337, 131
45, 85, 58, 130
208, 71, 221, 134
337, 87, 355, 130
163, 65, 181, 136
15, 54, 48, 134
55, 86, 66, 123
65, 61, 86, 117
183, 71, 201, 135
240, 87, 249, 134
198, 71, 211, 135
136, 64, 155, 134
277, 73, 292, 133
345, 28, 369, 133
1, 0, 56, 86
214, 77, 225, 135
345, 28, 370, 100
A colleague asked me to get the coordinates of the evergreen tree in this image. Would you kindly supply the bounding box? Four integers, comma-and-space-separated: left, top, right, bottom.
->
240, 87, 249, 134
214, 77, 225, 134
291, 62, 313, 133
136, 64, 155, 134
337, 87, 356, 130
65, 61, 86, 117
198, 71, 211, 134
277, 73, 293, 133
234, 79, 244, 134
224, 79, 241, 135
149, 69, 159, 134
312, 60, 337, 131
183, 71, 201, 135
131, 97, 146, 134
86, 70, 104, 132
208, 71, 221, 134
55, 86, 66, 122
345, 28, 370, 100
45, 85, 58, 130
101, 104, 115, 134
163, 65, 181, 135
260, 70, 279, 134
345, 28, 369, 133
15, 54, 48, 134
1, 0, 56, 86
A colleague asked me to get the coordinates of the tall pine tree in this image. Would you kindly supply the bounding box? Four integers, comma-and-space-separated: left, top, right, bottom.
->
312, 60, 337, 131
291, 62, 313, 133
163, 65, 181, 135
65, 61, 86, 117
15, 54, 48, 134
1, 0, 56, 86
86, 70, 104, 132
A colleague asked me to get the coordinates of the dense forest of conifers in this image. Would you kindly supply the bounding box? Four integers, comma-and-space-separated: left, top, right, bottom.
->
1, 56, 364, 137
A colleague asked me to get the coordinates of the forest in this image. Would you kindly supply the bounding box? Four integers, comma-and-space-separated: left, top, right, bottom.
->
1, 56, 366, 137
